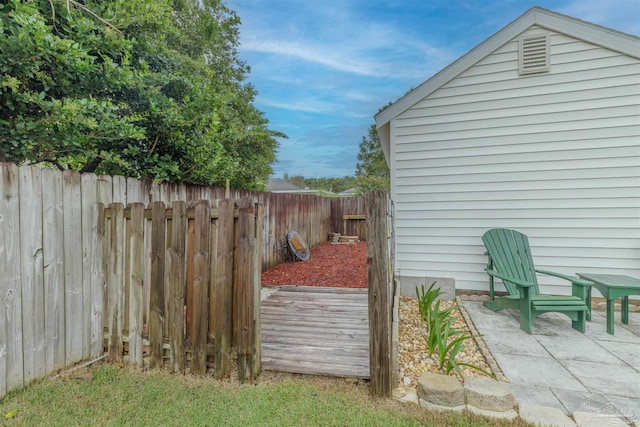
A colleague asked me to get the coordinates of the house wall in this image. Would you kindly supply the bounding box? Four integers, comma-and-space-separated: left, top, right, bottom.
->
391, 26, 640, 295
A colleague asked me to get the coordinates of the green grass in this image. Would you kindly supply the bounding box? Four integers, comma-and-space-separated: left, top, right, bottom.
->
0, 365, 530, 426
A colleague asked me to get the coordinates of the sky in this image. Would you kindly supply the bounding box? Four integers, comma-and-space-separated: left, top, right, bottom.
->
226, 0, 640, 179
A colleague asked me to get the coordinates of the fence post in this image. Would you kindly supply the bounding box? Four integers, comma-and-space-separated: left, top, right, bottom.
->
366, 190, 394, 397
234, 197, 260, 382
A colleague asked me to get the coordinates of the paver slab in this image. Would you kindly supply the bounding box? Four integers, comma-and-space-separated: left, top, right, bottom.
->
491, 352, 588, 392
536, 335, 622, 364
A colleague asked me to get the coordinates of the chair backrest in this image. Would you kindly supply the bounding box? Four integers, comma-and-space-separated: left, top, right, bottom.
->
482, 228, 540, 297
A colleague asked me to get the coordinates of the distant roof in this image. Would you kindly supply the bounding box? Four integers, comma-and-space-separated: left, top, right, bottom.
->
338, 188, 359, 197
267, 178, 304, 192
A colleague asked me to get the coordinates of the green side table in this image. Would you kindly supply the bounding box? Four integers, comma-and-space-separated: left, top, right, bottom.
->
576, 273, 640, 335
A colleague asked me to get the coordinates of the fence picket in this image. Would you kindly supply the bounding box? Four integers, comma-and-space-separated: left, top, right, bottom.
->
97, 175, 113, 347
19, 166, 45, 384
212, 199, 233, 378
1, 163, 23, 395
234, 197, 258, 382
191, 201, 210, 375
128, 203, 145, 366
149, 202, 166, 368
185, 202, 196, 343
107, 203, 125, 362
63, 170, 83, 365
112, 175, 127, 204
253, 202, 263, 375
81, 173, 97, 358
42, 168, 66, 372
169, 201, 186, 372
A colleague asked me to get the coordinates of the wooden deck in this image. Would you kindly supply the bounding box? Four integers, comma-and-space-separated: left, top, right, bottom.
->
261, 286, 370, 378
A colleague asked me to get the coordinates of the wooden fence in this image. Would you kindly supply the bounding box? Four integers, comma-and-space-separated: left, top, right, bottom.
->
0, 162, 341, 398
0, 161, 386, 399
103, 199, 261, 380
331, 197, 366, 239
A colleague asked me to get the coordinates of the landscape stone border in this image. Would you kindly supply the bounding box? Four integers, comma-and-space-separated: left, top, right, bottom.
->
393, 294, 635, 426
416, 372, 518, 420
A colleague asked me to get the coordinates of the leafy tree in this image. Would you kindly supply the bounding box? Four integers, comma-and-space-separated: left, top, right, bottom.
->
354, 124, 389, 193
0, 0, 281, 189
282, 174, 356, 194
282, 173, 307, 189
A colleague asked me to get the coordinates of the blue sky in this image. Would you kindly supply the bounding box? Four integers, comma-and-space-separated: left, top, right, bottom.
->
226, 0, 640, 179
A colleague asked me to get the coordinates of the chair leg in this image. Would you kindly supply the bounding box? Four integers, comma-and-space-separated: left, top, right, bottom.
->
572, 311, 586, 333
519, 288, 532, 334
573, 283, 591, 321
489, 273, 495, 301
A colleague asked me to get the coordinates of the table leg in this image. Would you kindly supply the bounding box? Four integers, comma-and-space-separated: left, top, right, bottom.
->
586, 287, 592, 321
606, 299, 615, 335
621, 296, 629, 324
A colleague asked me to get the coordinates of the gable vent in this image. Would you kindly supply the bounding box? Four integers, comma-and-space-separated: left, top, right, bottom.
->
518, 34, 550, 75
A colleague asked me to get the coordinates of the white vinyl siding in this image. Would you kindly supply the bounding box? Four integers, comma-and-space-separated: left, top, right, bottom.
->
391, 26, 640, 295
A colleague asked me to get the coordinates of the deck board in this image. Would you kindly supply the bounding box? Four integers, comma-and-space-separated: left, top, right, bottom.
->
261, 286, 370, 378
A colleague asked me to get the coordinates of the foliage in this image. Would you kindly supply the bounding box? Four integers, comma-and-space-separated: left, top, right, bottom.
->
0, 0, 281, 189
355, 125, 388, 177
282, 173, 357, 194
424, 300, 461, 358
354, 124, 390, 194
416, 281, 443, 323
418, 284, 495, 378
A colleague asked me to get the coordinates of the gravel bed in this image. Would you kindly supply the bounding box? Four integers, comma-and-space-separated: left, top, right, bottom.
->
398, 296, 494, 388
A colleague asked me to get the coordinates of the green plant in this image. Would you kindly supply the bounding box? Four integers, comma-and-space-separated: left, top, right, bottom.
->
416, 280, 442, 323
419, 285, 495, 379
425, 300, 460, 357
441, 333, 496, 378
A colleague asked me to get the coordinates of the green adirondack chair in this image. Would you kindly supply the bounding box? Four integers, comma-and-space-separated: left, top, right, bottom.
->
482, 228, 592, 334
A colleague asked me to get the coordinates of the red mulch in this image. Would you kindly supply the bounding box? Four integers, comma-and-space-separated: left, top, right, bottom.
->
261, 241, 367, 288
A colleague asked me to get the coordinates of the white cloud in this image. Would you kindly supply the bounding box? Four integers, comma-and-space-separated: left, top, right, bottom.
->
557, 0, 640, 35
242, 38, 391, 77
255, 96, 340, 114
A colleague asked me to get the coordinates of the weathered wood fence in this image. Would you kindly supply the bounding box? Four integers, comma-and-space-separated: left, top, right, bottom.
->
103, 199, 261, 380
366, 190, 397, 397
0, 162, 348, 398
331, 197, 366, 239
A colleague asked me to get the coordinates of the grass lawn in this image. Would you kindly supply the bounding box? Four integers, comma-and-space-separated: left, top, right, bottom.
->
0, 364, 531, 426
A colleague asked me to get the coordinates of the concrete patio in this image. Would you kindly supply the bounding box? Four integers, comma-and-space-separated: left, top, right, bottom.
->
462, 299, 640, 426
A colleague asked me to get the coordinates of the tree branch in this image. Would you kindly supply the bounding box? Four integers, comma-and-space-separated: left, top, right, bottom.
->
66, 0, 123, 35
80, 156, 103, 173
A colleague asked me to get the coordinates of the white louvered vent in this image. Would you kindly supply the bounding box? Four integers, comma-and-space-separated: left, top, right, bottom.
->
518, 34, 550, 75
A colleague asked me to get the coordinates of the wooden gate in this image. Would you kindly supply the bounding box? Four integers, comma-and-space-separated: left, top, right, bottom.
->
102, 198, 262, 381
259, 190, 397, 397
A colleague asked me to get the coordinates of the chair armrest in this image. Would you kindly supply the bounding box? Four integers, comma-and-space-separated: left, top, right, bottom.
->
485, 269, 536, 288
535, 269, 593, 287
